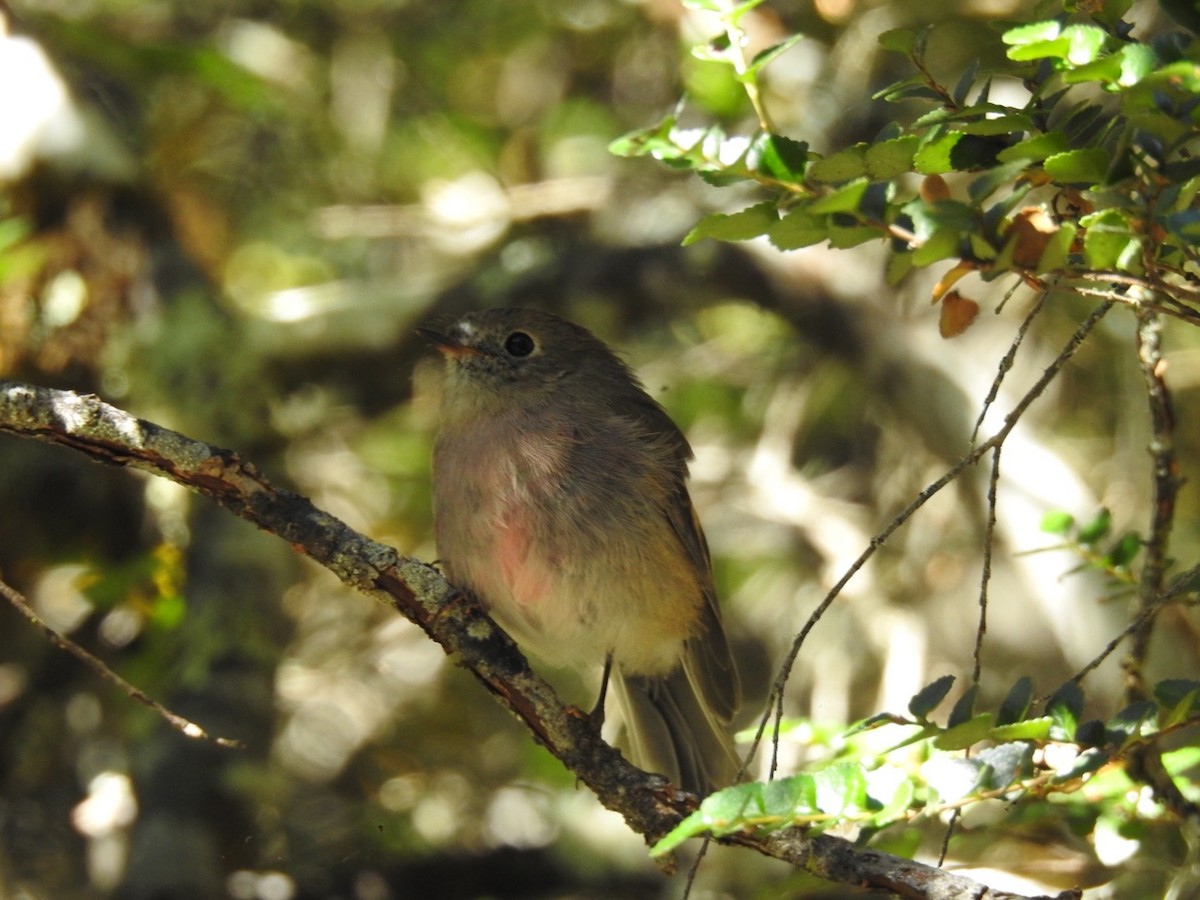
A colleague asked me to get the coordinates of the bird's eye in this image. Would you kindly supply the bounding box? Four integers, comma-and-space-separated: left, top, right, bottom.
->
503, 331, 536, 358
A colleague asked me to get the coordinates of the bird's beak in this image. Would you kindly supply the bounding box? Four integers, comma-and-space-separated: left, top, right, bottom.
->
417, 327, 483, 359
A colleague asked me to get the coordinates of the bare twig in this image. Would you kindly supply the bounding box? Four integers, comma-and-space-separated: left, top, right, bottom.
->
755, 301, 1115, 776
0, 577, 242, 748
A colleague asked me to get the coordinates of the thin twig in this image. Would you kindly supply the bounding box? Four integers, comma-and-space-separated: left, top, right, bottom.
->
754, 301, 1116, 777
1123, 309, 1179, 703
971, 291, 1049, 444
0, 576, 243, 749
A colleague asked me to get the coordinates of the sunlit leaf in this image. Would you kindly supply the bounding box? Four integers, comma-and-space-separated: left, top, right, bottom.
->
996, 131, 1071, 163
1044, 148, 1111, 185
934, 712, 994, 750
865, 135, 920, 179
683, 202, 778, 245
808, 145, 868, 182
769, 209, 829, 249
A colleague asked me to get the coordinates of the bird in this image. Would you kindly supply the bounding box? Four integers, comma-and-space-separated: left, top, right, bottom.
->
419, 307, 741, 794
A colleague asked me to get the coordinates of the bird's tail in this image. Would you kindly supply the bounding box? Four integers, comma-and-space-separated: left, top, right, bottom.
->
611, 666, 740, 795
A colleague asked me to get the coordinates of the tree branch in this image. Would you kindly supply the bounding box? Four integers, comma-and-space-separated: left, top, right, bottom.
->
0, 380, 1080, 900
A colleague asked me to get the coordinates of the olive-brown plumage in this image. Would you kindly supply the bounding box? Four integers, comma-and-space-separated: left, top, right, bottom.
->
421, 308, 740, 793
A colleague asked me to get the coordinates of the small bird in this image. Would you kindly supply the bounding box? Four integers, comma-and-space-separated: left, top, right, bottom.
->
420, 307, 741, 794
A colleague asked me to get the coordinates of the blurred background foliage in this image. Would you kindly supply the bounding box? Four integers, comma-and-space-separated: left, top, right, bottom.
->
0, 0, 1198, 897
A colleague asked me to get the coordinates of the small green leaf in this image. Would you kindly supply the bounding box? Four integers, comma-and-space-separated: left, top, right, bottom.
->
923, 756, 987, 802
914, 131, 964, 175
988, 717, 1053, 742
748, 34, 805, 77
865, 135, 920, 179
948, 684, 979, 728
1105, 701, 1157, 749
996, 131, 1070, 163
1052, 747, 1109, 782
1154, 679, 1200, 716
808, 145, 868, 183
1041, 510, 1076, 535
814, 763, 868, 815
809, 179, 869, 214
1046, 680, 1085, 740
762, 774, 819, 819
755, 134, 809, 180
909, 674, 956, 721
934, 712, 994, 750
997, 676, 1035, 726
886, 251, 915, 285
975, 741, 1033, 788
1063, 24, 1109, 65
1044, 147, 1111, 185
1077, 507, 1112, 544
683, 202, 778, 245
769, 209, 828, 250
651, 781, 760, 854
827, 222, 880, 248
878, 27, 920, 54
1002, 20, 1063, 47
869, 774, 915, 827
912, 228, 961, 266
1105, 531, 1142, 568
1036, 221, 1076, 273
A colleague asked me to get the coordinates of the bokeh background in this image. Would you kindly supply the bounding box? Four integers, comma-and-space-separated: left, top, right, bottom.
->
1, 0, 1198, 897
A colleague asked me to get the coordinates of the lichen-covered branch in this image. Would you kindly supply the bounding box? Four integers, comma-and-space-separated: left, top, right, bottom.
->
0, 380, 1079, 900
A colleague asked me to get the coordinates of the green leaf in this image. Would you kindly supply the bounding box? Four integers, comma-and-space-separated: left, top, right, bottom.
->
651, 782, 760, 854
909, 674, 956, 721
934, 712, 994, 750
1105, 531, 1142, 568
1002, 20, 1064, 47
1036, 221, 1076, 273
1044, 148, 1111, 185
1105, 701, 1157, 748
886, 251, 915, 285
814, 763, 868, 815
1046, 680, 1085, 740
975, 741, 1033, 788
1082, 211, 1138, 270
865, 136, 920, 179
997, 676, 1035, 726
912, 228, 961, 266
988, 717, 1054, 742
923, 756, 987, 802
762, 774, 819, 819
1041, 510, 1076, 535
769, 209, 829, 250
948, 684, 979, 728
827, 222, 880, 248
683, 202, 778, 245
1154, 679, 1200, 716
1076, 507, 1112, 544
747, 34, 806, 78
996, 131, 1070, 163
869, 775, 915, 827
808, 145, 868, 183
914, 131, 964, 174
1052, 747, 1110, 782
878, 27, 920, 54
755, 134, 809, 181
809, 180, 869, 214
